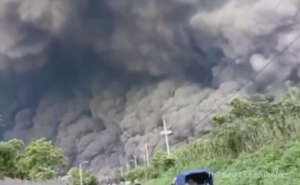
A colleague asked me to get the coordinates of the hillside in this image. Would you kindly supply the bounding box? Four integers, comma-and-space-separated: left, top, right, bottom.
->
1, 87, 300, 185
146, 140, 300, 185
122, 87, 300, 185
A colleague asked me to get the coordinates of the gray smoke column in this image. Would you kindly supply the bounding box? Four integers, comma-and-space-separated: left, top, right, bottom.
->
191, 0, 300, 89
0, 0, 69, 74
1, 0, 300, 178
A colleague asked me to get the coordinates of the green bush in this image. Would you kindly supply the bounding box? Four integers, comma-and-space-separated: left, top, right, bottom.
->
0, 139, 24, 178
123, 167, 147, 182
0, 138, 65, 180
18, 138, 65, 180
152, 151, 176, 171
122, 151, 176, 182
67, 167, 99, 185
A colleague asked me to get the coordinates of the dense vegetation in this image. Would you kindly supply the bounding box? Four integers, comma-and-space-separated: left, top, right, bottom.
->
122, 87, 300, 185
0, 137, 99, 185
0, 138, 65, 180
0, 117, 99, 185
67, 168, 99, 185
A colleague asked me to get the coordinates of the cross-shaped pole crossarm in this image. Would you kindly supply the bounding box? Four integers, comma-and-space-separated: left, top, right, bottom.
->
160, 118, 173, 155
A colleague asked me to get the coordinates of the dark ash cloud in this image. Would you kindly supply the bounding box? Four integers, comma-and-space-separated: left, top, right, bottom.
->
1, 0, 300, 178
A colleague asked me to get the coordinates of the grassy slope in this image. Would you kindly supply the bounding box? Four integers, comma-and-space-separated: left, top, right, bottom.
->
146, 138, 300, 185
142, 93, 300, 185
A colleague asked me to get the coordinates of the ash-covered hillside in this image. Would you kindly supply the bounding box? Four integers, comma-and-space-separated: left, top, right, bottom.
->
0, 0, 300, 177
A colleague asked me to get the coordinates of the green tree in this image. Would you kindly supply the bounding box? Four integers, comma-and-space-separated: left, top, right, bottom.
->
0, 138, 65, 180
19, 138, 65, 180
67, 167, 99, 185
0, 139, 24, 178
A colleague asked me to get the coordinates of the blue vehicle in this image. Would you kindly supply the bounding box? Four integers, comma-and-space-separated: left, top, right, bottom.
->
172, 169, 213, 185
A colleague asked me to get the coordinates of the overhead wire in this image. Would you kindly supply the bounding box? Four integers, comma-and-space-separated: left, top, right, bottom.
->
197, 0, 300, 123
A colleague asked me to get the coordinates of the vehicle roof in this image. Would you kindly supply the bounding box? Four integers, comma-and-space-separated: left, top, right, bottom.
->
175, 168, 212, 185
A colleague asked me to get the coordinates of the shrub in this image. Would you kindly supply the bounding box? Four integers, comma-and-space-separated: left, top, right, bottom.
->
67, 167, 99, 185
18, 138, 65, 180
152, 151, 176, 171
0, 138, 65, 180
0, 139, 24, 178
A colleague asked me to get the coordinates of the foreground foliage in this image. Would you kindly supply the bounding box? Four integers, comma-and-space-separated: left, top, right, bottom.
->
0, 138, 65, 180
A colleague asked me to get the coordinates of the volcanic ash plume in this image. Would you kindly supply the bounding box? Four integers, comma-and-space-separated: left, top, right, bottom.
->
1, 0, 300, 177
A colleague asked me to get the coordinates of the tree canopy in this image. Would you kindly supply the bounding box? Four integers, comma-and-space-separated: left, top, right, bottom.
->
0, 138, 65, 180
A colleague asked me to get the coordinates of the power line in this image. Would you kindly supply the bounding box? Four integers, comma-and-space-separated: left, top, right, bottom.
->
197, 18, 300, 124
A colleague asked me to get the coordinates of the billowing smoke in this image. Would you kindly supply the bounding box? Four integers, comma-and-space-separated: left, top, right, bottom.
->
191, 0, 300, 90
0, 0, 300, 177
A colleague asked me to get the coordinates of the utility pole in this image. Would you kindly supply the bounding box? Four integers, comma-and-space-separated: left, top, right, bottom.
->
160, 118, 173, 155
145, 144, 150, 167
130, 155, 138, 169
120, 167, 124, 177
79, 161, 89, 185
133, 155, 138, 168
126, 162, 130, 173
